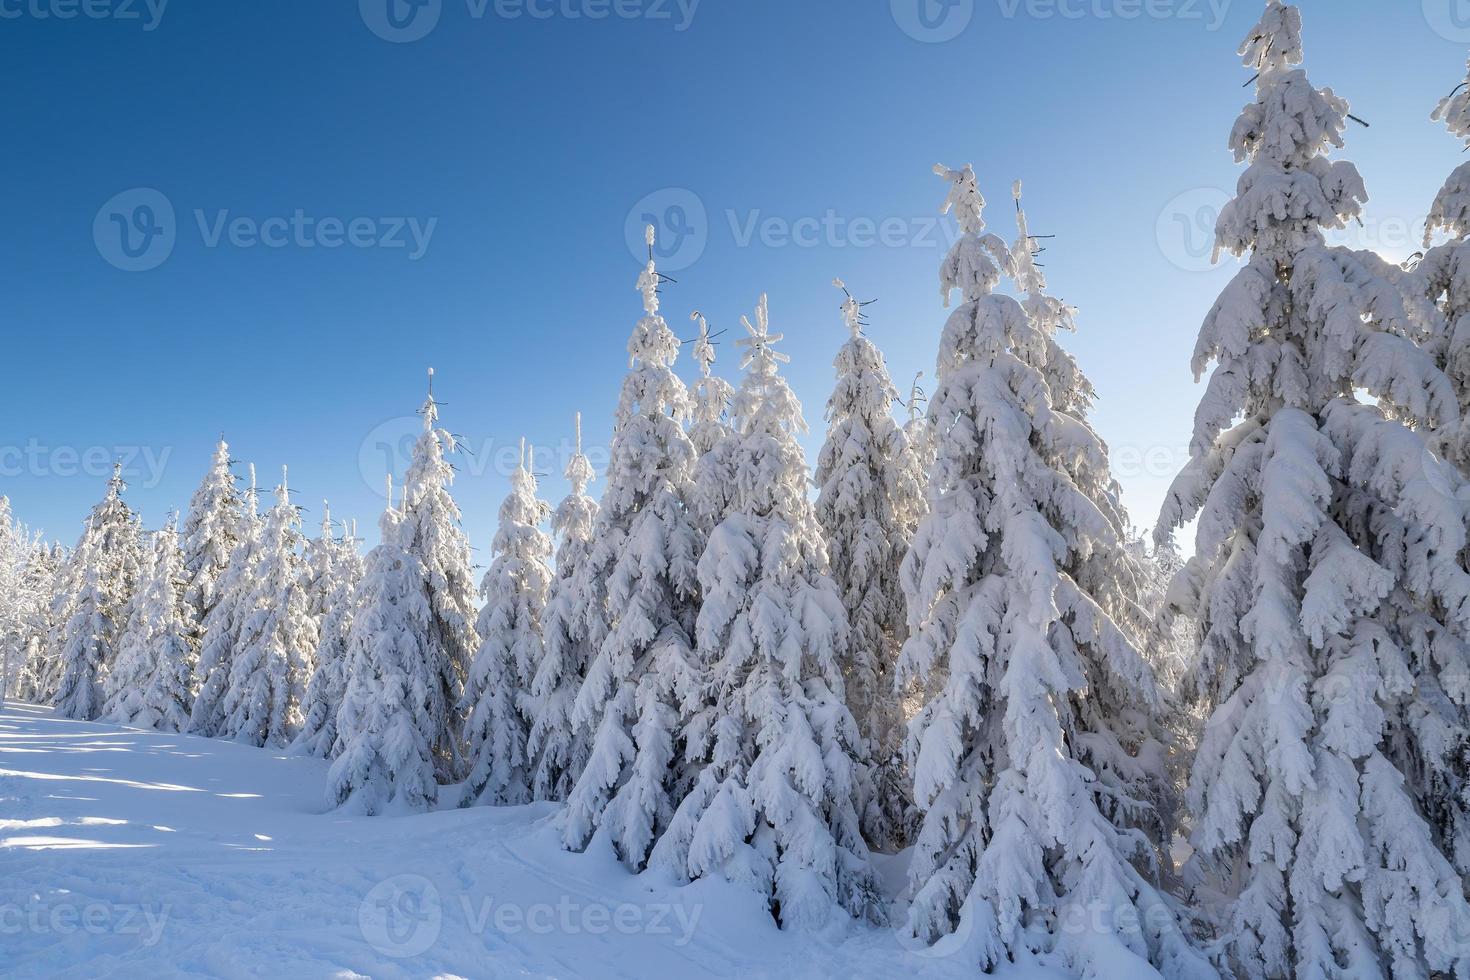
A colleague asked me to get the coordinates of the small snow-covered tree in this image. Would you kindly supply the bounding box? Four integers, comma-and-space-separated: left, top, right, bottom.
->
106, 517, 193, 731
685, 312, 739, 533
653, 294, 881, 930
189, 466, 263, 738
104, 533, 160, 722
181, 440, 241, 639
293, 506, 365, 759
461, 442, 553, 807
329, 480, 441, 814
815, 278, 921, 852
33, 543, 69, 704
563, 228, 704, 870
525, 414, 600, 802
0, 498, 42, 701
899, 164, 1208, 976
12, 541, 59, 704
219, 469, 316, 747
50, 466, 145, 719
1157, 4, 1470, 976
687, 313, 735, 457
396, 370, 481, 781
51, 527, 111, 720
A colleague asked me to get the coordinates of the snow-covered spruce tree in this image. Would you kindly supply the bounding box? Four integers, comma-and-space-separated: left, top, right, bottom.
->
0, 497, 39, 700
461, 442, 553, 807
1018, 183, 1192, 864
51, 526, 112, 720
814, 278, 920, 852
106, 517, 193, 731
1416, 54, 1470, 882
219, 469, 316, 748
328, 479, 441, 814
651, 294, 881, 930
292, 505, 365, 759
189, 466, 263, 737
895, 372, 933, 544
897, 164, 1208, 976
563, 228, 704, 869
50, 466, 146, 719
33, 543, 69, 704
104, 534, 160, 722
181, 440, 241, 643
12, 540, 59, 703
684, 312, 739, 534
526, 414, 599, 802
687, 313, 735, 457
395, 370, 481, 782
1156, 4, 1470, 976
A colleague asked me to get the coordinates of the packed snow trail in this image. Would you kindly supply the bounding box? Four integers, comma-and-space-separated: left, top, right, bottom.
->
0, 703, 1066, 979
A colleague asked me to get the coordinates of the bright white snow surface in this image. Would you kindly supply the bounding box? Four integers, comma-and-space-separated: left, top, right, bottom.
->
0, 702, 1064, 979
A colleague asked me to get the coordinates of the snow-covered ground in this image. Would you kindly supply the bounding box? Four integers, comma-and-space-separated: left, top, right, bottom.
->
0, 702, 1063, 979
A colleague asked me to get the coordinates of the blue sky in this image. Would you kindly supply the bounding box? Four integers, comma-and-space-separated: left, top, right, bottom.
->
2, 0, 1468, 560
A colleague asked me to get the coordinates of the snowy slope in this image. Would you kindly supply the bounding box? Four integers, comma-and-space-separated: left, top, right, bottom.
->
0, 702, 1065, 979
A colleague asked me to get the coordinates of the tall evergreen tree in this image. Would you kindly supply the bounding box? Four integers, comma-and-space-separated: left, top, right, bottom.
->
106, 516, 193, 731
12, 540, 59, 704
396, 369, 481, 781
899, 164, 1207, 975
526, 414, 600, 802
219, 469, 316, 747
462, 442, 553, 807
1156, 4, 1470, 975
685, 312, 739, 534
1414, 54, 1470, 881
563, 228, 704, 870
189, 466, 263, 737
329, 479, 441, 814
51, 466, 144, 719
653, 295, 880, 929
181, 440, 241, 641
0, 497, 40, 701
52, 526, 111, 720
105, 532, 161, 722
293, 505, 365, 759
815, 278, 921, 852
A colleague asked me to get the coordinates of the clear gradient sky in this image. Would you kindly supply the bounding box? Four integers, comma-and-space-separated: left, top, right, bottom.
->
2, 0, 1467, 560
